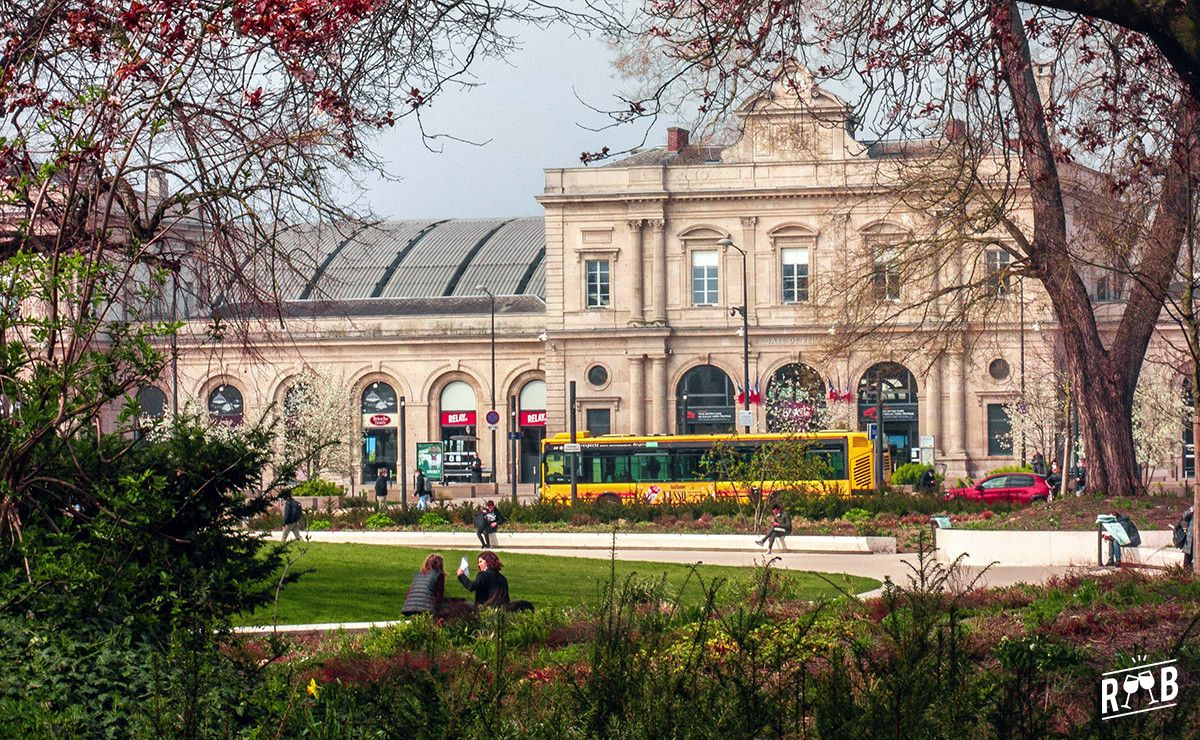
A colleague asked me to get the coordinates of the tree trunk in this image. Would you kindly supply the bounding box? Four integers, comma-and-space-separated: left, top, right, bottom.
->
1073, 366, 1141, 497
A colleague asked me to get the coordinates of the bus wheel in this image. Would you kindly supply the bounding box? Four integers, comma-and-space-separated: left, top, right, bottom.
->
596, 493, 621, 507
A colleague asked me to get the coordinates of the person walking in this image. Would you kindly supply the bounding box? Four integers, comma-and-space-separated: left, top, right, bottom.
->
401, 554, 446, 616
416, 469, 432, 511
374, 468, 389, 510
1046, 461, 1062, 493
281, 492, 303, 542
1073, 461, 1087, 496
475, 500, 504, 548
755, 504, 792, 553
457, 551, 511, 608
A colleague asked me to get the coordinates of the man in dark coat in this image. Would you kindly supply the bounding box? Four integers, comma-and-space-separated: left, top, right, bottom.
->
475, 500, 504, 548
374, 468, 389, 509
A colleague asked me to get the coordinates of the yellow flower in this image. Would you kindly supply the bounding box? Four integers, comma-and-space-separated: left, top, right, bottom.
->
306, 678, 320, 700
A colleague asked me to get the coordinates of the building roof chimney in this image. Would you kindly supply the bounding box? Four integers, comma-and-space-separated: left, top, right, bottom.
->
667, 127, 689, 153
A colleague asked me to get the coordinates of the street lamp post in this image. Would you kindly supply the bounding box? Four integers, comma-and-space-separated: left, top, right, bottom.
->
476, 285, 499, 496
1019, 275, 1026, 467
719, 237, 751, 433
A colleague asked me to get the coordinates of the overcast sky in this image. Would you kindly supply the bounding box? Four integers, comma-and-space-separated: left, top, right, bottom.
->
353, 25, 672, 221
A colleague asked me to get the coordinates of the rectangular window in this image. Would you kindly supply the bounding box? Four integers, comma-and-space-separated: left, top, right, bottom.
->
585, 408, 611, 437
986, 249, 1011, 296
871, 265, 900, 301
585, 259, 610, 308
781, 247, 810, 303
1095, 275, 1122, 302
691, 250, 719, 305
987, 404, 1013, 456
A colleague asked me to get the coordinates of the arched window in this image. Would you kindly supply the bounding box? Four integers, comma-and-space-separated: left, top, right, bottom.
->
137, 386, 167, 418
676, 365, 735, 434
360, 381, 397, 414
518, 379, 547, 483
766, 363, 825, 432
208, 384, 244, 425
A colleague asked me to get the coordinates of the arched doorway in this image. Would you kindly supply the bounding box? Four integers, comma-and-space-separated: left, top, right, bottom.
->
439, 380, 479, 482
207, 383, 244, 425
857, 362, 919, 463
676, 365, 735, 434
518, 379, 546, 483
766, 363, 825, 432
361, 381, 398, 483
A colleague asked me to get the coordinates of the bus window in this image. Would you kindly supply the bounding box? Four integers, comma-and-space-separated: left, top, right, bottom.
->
810, 449, 847, 480
544, 449, 568, 484
582, 452, 632, 484
633, 453, 670, 482
671, 449, 709, 481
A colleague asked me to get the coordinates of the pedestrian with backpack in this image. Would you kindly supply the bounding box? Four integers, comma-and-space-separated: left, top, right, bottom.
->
281, 492, 303, 542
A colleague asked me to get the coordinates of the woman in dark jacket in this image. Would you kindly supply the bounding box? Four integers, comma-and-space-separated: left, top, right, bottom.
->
457, 550, 510, 608
402, 553, 446, 615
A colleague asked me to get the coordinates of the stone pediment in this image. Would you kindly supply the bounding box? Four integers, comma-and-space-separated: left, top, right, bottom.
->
722, 69, 866, 164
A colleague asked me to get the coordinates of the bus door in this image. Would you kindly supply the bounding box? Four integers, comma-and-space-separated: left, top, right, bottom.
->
632, 452, 671, 503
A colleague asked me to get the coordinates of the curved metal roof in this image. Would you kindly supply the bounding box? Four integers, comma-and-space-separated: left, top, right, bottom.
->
296, 217, 545, 302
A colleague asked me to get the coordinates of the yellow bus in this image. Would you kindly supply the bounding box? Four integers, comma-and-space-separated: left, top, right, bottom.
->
540, 431, 884, 505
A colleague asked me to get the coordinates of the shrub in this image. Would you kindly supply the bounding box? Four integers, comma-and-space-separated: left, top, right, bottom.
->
364, 513, 393, 530
893, 463, 933, 485
294, 478, 343, 498
419, 512, 450, 528
986, 465, 1033, 475
308, 518, 333, 531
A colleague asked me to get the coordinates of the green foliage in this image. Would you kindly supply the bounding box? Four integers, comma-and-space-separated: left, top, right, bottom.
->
842, 507, 872, 524
419, 511, 451, 528
893, 462, 934, 485
0, 412, 290, 736
363, 512, 394, 530
986, 464, 1034, 475
293, 478, 343, 498
308, 518, 332, 531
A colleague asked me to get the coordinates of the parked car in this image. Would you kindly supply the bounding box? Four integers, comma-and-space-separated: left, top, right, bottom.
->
943, 473, 1052, 505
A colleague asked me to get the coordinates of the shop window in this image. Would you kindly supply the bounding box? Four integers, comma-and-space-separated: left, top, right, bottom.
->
585, 259, 610, 308
987, 403, 1013, 456
691, 250, 719, 305
208, 384, 244, 425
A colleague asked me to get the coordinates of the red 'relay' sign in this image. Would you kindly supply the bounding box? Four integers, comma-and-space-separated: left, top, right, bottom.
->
440, 411, 476, 426
519, 410, 546, 427
368, 414, 392, 426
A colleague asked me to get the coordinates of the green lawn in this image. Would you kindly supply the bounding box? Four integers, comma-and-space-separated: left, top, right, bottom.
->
240, 543, 879, 626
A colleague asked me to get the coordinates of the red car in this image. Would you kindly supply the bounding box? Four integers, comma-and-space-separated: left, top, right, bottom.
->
943, 472, 1052, 505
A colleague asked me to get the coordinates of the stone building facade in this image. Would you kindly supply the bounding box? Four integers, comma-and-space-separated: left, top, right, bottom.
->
158, 81, 1174, 489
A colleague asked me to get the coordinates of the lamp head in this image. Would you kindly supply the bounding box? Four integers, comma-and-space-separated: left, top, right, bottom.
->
718, 236, 733, 247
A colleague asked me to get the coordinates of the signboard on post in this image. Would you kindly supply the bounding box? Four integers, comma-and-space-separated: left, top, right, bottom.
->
920, 434, 936, 466
416, 442, 444, 481
867, 423, 879, 441
737, 410, 754, 428
563, 442, 581, 453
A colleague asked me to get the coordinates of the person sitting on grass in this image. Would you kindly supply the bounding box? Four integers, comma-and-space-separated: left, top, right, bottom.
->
755, 503, 791, 553
401, 553, 445, 616
458, 551, 510, 608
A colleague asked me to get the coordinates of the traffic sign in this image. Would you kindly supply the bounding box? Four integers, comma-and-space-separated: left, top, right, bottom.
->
485, 409, 500, 427
563, 442, 581, 453
867, 423, 879, 441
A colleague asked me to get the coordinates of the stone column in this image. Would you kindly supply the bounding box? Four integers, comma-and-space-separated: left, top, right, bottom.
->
924, 359, 944, 457
650, 355, 669, 433
649, 219, 667, 323
947, 352, 967, 458
626, 219, 645, 323
628, 354, 645, 435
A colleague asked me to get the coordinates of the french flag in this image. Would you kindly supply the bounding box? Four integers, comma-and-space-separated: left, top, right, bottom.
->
751, 380, 762, 404
736, 385, 745, 405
